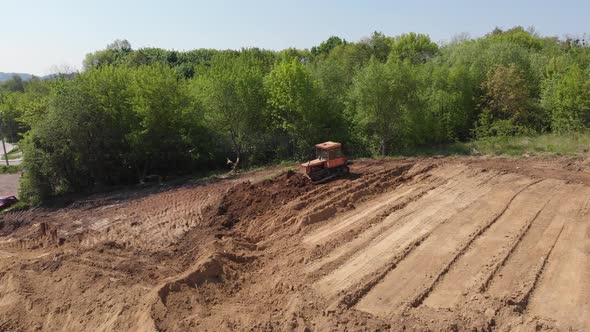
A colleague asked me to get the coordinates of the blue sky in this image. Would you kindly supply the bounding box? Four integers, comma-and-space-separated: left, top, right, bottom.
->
1, 0, 587, 75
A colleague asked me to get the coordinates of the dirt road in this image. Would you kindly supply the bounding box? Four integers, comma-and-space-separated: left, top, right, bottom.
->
0, 156, 589, 331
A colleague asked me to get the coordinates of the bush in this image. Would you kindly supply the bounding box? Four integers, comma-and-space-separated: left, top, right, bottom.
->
19, 65, 208, 203
0, 164, 22, 174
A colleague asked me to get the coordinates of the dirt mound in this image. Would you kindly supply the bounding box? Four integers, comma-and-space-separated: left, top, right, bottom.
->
208, 170, 313, 228
142, 252, 249, 331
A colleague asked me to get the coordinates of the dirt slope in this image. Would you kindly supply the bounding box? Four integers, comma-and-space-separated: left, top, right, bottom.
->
0, 156, 589, 331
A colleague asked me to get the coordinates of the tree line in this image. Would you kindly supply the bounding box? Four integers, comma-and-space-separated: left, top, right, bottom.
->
1, 27, 589, 203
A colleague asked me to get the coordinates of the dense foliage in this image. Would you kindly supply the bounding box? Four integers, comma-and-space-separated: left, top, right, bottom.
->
1, 28, 590, 203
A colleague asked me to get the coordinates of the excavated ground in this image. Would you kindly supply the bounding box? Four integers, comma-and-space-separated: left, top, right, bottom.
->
1, 156, 589, 331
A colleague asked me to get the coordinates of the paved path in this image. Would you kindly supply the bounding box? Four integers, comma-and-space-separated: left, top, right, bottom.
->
0, 173, 20, 196
1, 141, 16, 154
1, 142, 22, 165
0, 143, 23, 196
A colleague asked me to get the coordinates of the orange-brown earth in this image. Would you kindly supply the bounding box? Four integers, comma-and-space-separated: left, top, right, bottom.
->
1, 156, 589, 331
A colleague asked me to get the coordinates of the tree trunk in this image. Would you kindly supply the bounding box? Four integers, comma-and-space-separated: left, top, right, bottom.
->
229, 130, 241, 173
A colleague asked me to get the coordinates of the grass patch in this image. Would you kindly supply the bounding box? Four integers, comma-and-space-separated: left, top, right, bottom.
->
398, 142, 473, 157
0, 200, 29, 215
236, 159, 297, 174
0, 146, 22, 160
258, 165, 299, 182
210, 160, 298, 183
0, 164, 23, 174
380, 132, 590, 158
469, 132, 590, 157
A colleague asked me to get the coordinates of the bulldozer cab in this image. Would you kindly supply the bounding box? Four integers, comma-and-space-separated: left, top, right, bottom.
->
315, 141, 343, 160
316, 145, 343, 161
317, 148, 328, 160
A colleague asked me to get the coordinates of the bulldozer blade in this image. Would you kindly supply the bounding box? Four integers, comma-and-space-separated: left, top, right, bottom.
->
312, 173, 337, 184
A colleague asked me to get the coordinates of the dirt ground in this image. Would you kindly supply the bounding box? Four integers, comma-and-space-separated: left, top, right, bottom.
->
0, 156, 589, 331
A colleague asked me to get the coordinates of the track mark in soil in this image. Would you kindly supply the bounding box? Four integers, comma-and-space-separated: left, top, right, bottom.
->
311, 166, 497, 300
485, 185, 575, 305
422, 179, 560, 309
302, 163, 465, 249
524, 187, 590, 330
353, 175, 537, 319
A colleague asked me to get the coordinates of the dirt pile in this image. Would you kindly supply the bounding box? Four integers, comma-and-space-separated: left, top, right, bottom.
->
0, 157, 589, 331
207, 170, 313, 229
144, 251, 252, 331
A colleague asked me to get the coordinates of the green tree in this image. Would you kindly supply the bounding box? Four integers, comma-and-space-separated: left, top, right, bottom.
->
192, 54, 267, 169
416, 62, 476, 143
83, 39, 133, 69
481, 64, 530, 121
366, 31, 394, 62
264, 59, 326, 156
476, 64, 538, 137
20, 79, 109, 201
486, 26, 545, 51
19, 65, 206, 203
347, 58, 418, 155
311, 36, 346, 56
390, 33, 439, 64
128, 64, 198, 178
542, 64, 590, 132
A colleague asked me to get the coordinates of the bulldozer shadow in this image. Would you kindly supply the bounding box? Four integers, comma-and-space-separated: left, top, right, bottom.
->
312, 170, 360, 184
346, 172, 361, 180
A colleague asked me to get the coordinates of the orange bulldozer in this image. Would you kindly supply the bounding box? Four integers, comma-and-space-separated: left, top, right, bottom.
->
299, 141, 350, 183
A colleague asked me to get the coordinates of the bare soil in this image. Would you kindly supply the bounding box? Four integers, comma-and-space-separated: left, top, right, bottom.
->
0, 156, 589, 331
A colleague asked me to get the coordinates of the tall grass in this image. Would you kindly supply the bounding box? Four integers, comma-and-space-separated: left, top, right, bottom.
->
0, 165, 22, 174
469, 132, 590, 157
393, 132, 590, 158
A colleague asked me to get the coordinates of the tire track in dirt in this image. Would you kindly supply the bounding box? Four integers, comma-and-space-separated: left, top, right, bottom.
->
294, 164, 422, 228
302, 164, 463, 248
304, 165, 470, 277
422, 179, 561, 309
305, 184, 437, 278
74, 187, 215, 251
523, 187, 590, 331
0, 250, 13, 259
311, 165, 499, 300
305, 167, 457, 275
354, 174, 538, 319
484, 185, 577, 304
248, 163, 423, 243
303, 184, 427, 248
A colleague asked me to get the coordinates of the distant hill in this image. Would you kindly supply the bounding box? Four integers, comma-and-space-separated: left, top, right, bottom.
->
0, 72, 76, 83
0, 72, 33, 82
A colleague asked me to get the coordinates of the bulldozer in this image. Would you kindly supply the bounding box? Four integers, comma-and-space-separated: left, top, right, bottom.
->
299, 141, 349, 182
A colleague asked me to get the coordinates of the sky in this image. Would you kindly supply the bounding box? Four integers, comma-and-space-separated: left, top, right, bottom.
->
1, 0, 588, 75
